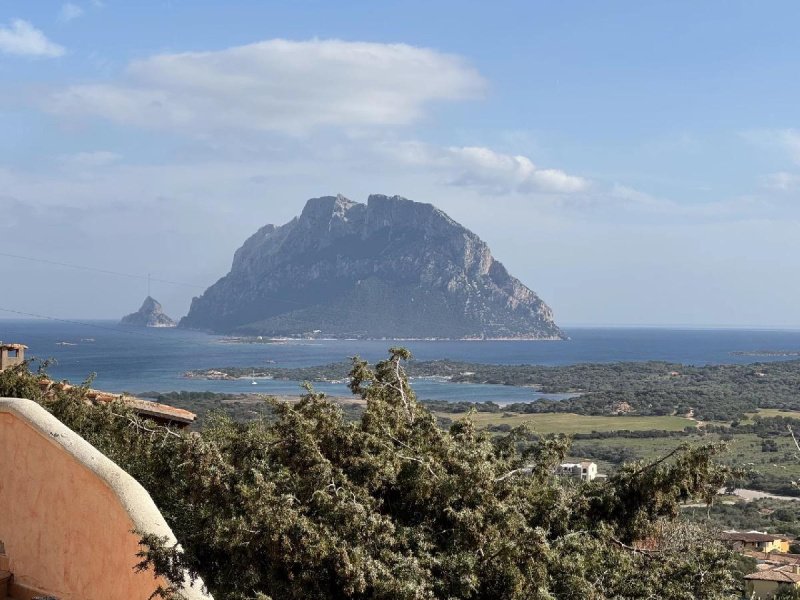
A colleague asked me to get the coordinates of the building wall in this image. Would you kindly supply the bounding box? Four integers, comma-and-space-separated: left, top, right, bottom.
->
583, 463, 598, 481
0, 348, 24, 371
0, 398, 210, 600
558, 462, 599, 481
745, 579, 795, 599
763, 539, 791, 553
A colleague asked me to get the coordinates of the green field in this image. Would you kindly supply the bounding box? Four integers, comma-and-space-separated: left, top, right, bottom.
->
436, 408, 800, 497
732, 408, 800, 426
570, 432, 800, 494
436, 411, 696, 434
753, 408, 800, 419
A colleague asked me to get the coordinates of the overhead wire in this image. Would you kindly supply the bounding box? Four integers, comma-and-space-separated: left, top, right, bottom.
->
0, 250, 365, 312
0, 251, 204, 289
0, 307, 173, 339
0, 251, 401, 341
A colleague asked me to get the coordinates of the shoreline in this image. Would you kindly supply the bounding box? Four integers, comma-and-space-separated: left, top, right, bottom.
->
218, 335, 568, 343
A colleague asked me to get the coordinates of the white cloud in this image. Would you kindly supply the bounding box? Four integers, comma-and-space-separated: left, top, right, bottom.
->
0, 19, 64, 57
446, 146, 589, 193
382, 141, 589, 194
777, 130, 800, 164
46, 39, 485, 135
58, 150, 121, 170
59, 3, 84, 22
608, 184, 669, 209
742, 128, 800, 165
607, 184, 778, 221
762, 171, 800, 191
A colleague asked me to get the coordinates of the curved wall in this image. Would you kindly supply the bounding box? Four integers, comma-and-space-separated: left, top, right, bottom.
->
0, 398, 211, 600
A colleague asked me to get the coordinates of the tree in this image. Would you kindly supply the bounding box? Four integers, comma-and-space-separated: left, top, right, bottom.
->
1, 350, 742, 599
774, 588, 800, 600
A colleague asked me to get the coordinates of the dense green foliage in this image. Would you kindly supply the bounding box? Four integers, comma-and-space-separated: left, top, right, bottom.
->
137, 390, 365, 427
558, 414, 800, 497
775, 587, 800, 600
683, 498, 800, 538
1, 351, 747, 599
190, 358, 800, 421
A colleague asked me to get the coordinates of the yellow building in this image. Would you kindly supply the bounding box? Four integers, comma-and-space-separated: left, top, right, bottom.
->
721, 531, 791, 554
745, 565, 800, 599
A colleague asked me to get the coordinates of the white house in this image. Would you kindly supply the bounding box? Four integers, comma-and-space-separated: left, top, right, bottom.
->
557, 461, 598, 481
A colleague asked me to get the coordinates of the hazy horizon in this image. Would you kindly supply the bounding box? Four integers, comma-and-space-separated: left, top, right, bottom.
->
2, 1, 799, 328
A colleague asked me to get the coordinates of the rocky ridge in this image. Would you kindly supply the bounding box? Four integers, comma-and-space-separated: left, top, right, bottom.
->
120, 296, 177, 328
180, 194, 565, 340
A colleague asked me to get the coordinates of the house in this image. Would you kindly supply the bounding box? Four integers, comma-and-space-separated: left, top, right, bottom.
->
0, 339, 194, 428
721, 531, 791, 553
34, 379, 197, 429
557, 461, 598, 481
0, 343, 26, 372
1, 341, 195, 428
745, 564, 800, 599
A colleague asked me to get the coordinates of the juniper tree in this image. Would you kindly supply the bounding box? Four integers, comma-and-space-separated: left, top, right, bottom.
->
1, 350, 741, 599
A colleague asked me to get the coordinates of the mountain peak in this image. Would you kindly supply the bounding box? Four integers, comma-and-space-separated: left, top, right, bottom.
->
120, 296, 176, 328
181, 194, 563, 339
140, 296, 159, 310
300, 195, 358, 221
367, 193, 411, 204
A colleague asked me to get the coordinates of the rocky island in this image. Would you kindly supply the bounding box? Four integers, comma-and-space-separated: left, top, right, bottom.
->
180, 194, 564, 339
120, 296, 177, 328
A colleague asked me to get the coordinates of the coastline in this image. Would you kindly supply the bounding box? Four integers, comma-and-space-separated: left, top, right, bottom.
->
218, 335, 568, 343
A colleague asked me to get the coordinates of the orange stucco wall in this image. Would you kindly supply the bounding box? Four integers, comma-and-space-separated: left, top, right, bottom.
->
0, 411, 165, 600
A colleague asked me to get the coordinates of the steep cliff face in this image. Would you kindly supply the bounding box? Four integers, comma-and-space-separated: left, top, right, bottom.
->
120, 297, 177, 328
180, 195, 564, 339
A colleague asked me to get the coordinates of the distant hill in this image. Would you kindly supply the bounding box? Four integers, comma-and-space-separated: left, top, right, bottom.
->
120, 296, 176, 328
180, 194, 564, 340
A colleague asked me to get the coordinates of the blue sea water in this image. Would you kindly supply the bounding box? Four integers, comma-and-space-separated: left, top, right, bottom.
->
2, 320, 800, 403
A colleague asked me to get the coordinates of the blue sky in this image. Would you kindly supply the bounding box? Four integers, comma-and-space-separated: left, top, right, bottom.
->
1, 0, 799, 327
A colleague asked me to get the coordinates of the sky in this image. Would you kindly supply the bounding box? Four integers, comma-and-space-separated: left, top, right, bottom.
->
1, 0, 799, 327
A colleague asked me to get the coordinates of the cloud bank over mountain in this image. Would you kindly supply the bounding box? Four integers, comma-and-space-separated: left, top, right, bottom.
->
3, 1, 800, 326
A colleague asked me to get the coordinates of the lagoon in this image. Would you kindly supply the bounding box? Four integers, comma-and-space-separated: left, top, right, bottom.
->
2, 320, 800, 402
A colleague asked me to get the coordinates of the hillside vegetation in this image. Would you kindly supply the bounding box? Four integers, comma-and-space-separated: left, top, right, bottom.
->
1, 350, 746, 600
191, 358, 800, 421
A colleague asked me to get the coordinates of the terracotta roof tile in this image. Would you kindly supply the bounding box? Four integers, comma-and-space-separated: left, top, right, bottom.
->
745, 565, 800, 582
38, 378, 195, 425
745, 551, 800, 565
124, 397, 196, 424
722, 531, 786, 543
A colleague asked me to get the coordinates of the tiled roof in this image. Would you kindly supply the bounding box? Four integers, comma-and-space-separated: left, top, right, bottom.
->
721, 531, 785, 543
745, 551, 800, 565
745, 565, 800, 582
38, 379, 196, 425
124, 397, 196, 424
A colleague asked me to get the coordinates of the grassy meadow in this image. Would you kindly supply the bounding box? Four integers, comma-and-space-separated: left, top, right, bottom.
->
434, 411, 696, 434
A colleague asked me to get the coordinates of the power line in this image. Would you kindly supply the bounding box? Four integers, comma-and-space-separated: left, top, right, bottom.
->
0, 307, 169, 339
0, 249, 381, 317
0, 250, 432, 333
0, 251, 205, 289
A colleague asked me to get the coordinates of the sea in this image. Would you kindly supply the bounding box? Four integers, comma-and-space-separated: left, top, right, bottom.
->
2, 320, 800, 404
